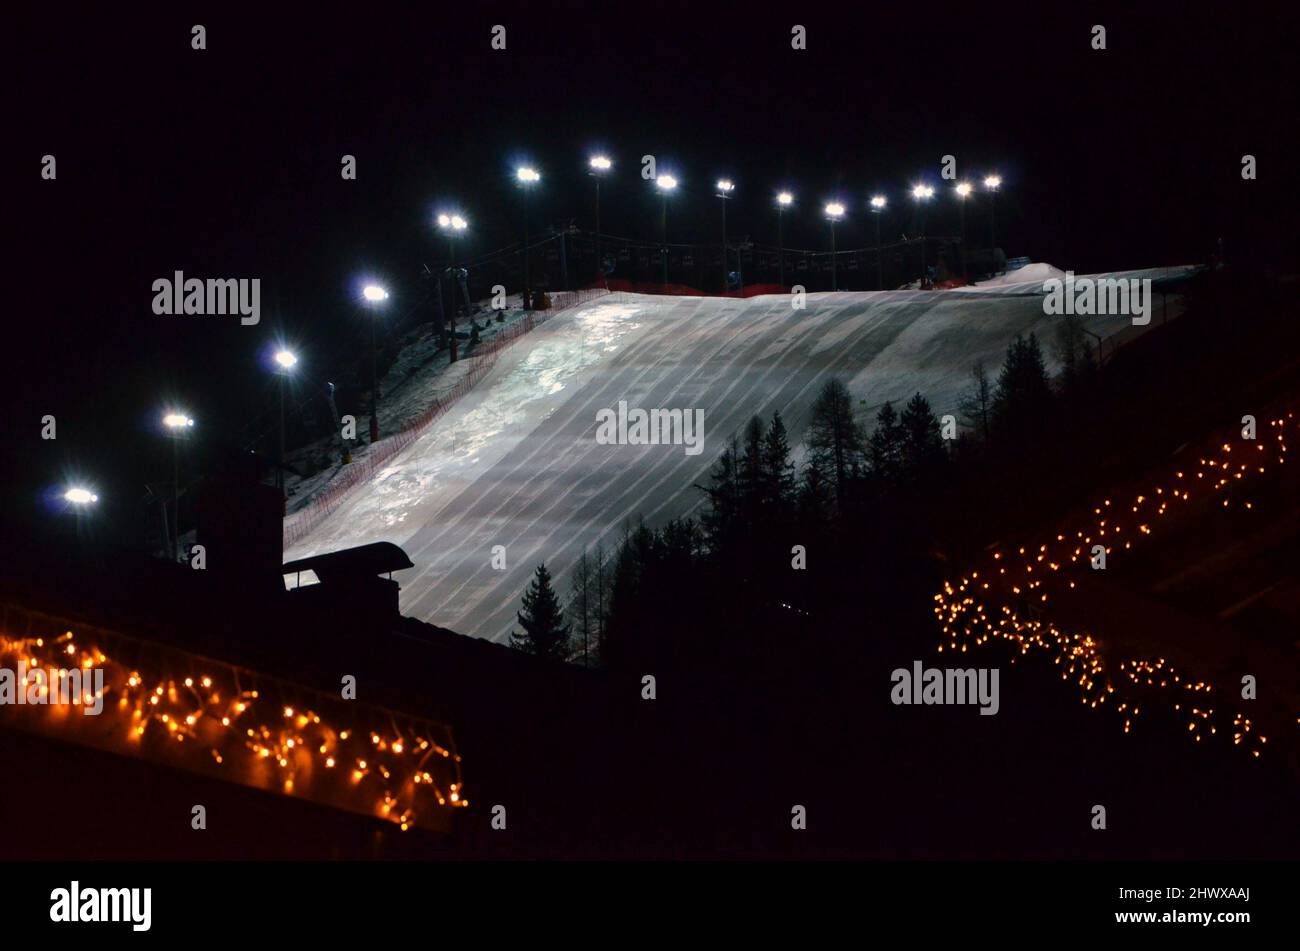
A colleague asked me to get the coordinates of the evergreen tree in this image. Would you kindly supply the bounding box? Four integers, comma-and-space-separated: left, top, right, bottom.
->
738, 415, 767, 525
510, 563, 571, 660
569, 551, 594, 667
797, 461, 833, 529
1053, 315, 1097, 394
899, 392, 946, 476
699, 436, 741, 552
762, 410, 797, 515
806, 379, 864, 511
593, 540, 609, 659
993, 333, 1053, 439
868, 401, 904, 484
957, 360, 993, 443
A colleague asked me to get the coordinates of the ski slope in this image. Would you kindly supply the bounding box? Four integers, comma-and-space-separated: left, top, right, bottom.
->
285, 267, 1195, 642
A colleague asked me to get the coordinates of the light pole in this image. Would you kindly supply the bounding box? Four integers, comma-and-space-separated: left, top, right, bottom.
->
273, 349, 297, 502
655, 174, 678, 285
162, 411, 195, 561
955, 182, 973, 279
716, 179, 735, 294
362, 285, 388, 442
516, 166, 541, 300
776, 191, 793, 287
64, 486, 98, 543
436, 215, 468, 362
589, 156, 611, 286
984, 175, 1002, 254
870, 195, 887, 290
824, 202, 845, 291
911, 184, 935, 286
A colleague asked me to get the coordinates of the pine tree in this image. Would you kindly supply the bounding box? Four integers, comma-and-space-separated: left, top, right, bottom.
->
569, 552, 594, 667
699, 436, 741, 552
593, 540, 609, 660
1053, 315, 1097, 393
899, 392, 945, 476
763, 410, 796, 515
958, 360, 993, 443
868, 401, 904, 484
797, 461, 832, 529
807, 379, 864, 512
510, 563, 571, 660
993, 333, 1053, 440
738, 415, 766, 524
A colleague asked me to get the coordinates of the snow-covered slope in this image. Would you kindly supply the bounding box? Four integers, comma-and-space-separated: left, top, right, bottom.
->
284, 267, 1196, 641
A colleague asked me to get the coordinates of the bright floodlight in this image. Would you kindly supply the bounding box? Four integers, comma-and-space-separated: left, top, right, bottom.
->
955, 182, 973, 198
436, 213, 451, 227
912, 184, 935, 200
717, 179, 734, 193
516, 166, 541, 183
362, 284, 389, 302
655, 174, 678, 191
64, 487, 98, 505
824, 202, 845, 219
589, 155, 612, 171
163, 412, 194, 429
274, 349, 298, 370
870, 195, 887, 210
777, 191, 794, 206
984, 175, 1002, 190
438, 213, 467, 232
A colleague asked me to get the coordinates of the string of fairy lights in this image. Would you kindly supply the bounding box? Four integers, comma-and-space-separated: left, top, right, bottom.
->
0, 618, 467, 831
933, 412, 1295, 756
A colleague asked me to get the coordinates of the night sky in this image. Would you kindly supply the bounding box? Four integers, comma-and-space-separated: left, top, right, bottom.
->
10, 2, 1299, 536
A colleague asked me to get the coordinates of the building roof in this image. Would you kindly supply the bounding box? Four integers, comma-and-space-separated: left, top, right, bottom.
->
282, 542, 414, 583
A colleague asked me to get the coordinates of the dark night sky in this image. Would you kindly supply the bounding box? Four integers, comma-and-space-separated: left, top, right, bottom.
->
9, 2, 1299, 535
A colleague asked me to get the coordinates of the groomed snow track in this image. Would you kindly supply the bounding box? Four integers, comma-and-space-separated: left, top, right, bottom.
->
285, 267, 1195, 641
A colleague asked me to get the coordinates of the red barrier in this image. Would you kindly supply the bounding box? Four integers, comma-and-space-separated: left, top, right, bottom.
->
602, 279, 787, 298
283, 287, 610, 549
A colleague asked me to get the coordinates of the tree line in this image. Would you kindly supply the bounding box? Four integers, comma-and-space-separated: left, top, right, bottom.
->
510, 320, 1095, 665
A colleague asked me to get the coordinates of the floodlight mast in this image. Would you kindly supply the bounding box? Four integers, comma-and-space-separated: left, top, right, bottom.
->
824, 202, 846, 291
589, 156, 611, 285
776, 192, 794, 287
717, 179, 735, 293
273, 349, 298, 501
437, 214, 469, 362
655, 174, 678, 285
516, 167, 541, 300
870, 195, 887, 290
162, 411, 195, 560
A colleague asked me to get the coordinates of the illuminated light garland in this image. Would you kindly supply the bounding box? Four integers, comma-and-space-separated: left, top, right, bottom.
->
932, 413, 1294, 757
0, 609, 468, 831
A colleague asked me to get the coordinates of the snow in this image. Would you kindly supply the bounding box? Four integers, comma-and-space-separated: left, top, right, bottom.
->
281, 305, 533, 516
284, 266, 1197, 643
971, 262, 1067, 287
